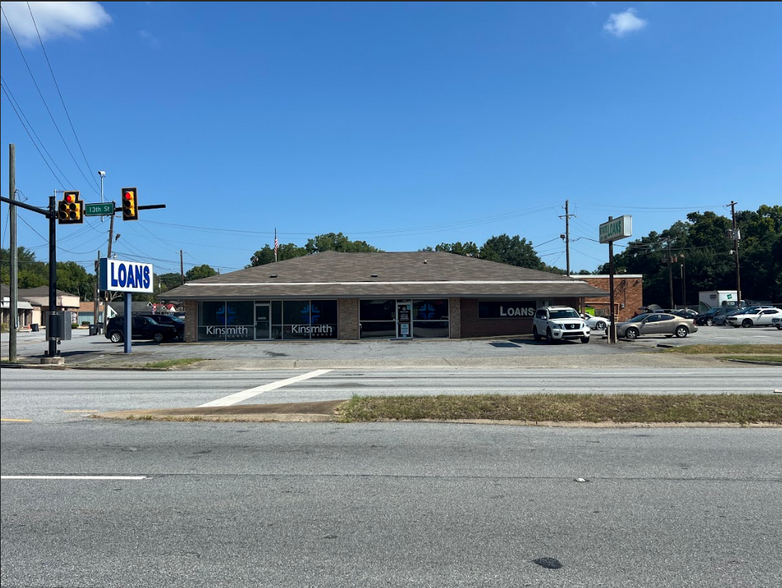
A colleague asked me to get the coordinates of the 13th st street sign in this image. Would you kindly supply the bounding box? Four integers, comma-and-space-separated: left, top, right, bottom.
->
599, 215, 633, 243
84, 202, 115, 216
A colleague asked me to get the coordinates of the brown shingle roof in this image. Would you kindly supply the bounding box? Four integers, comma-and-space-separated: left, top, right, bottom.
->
162, 251, 608, 300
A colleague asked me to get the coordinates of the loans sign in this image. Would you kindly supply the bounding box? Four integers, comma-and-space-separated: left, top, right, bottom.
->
599, 215, 633, 244
99, 258, 154, 293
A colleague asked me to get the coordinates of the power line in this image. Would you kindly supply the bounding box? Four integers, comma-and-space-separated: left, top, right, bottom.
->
26, 2, 101, 194
1, 6, 100, 195
1, 78, 71, 187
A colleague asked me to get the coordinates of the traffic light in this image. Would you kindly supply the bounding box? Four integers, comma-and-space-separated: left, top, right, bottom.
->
57, 191, 83, 224
121, 187, 138, 221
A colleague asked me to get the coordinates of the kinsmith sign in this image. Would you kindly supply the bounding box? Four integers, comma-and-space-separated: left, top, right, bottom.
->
99, 258, 154, 293
599, 215, 633, 244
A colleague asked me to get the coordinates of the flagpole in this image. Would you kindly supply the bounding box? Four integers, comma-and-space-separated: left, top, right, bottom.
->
274, 228, 278, 263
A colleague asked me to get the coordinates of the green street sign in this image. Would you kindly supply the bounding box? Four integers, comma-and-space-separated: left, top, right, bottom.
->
84, 202, 115, 216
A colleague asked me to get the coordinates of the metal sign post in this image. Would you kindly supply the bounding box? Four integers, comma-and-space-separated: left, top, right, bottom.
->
599, 215, 633, 344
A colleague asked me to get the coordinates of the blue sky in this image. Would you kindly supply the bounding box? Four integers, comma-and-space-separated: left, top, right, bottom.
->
2, 2, 780, 278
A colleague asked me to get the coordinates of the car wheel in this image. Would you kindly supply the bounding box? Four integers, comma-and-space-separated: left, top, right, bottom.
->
625, 327, 639, 340
675, 325, 689, 338
153, 332, 164, 343
546, 329, 555, 344
706, 318, 713, 326
532, 327, 540, 342
742, 319, 753, 328
596, 321, 606, 330
109, 332, 123, 343
581, 336, 590, 344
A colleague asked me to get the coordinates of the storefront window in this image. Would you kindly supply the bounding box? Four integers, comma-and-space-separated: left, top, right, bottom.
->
360, 299, 395, 321
198, 300, 254, 341
359, 299, 449, 339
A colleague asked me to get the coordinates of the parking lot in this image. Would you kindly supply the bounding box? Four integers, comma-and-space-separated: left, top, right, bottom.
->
2, 323, 779, 370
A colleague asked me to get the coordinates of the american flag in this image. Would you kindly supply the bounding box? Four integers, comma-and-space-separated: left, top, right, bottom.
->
274, 229, 278, 262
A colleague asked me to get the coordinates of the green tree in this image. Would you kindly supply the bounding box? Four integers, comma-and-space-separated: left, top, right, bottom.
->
185, 264, 217, 281
305, 232, 382, 254
480, 234, 545, 270
434, 241, 480, 257
57, 261, 95, 300
248, 243, 307, 267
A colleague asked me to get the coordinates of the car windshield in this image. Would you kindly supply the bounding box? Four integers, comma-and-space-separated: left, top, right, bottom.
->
628, 314, 651, 323
550, 309, 580, 319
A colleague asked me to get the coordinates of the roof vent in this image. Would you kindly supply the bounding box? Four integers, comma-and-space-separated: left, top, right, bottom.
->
423, 259, 428, 264
371, 273, 378, 278
269, 274, 277, 278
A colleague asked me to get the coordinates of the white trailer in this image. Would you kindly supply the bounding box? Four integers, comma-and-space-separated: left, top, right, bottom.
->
698, 290, 740, 311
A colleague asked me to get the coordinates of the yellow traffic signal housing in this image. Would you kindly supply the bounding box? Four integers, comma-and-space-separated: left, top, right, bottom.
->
58, 191, 83, 224
121, 187, 138, 221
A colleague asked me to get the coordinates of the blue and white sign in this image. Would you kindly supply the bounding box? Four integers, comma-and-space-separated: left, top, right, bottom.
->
100, 258, 154, 293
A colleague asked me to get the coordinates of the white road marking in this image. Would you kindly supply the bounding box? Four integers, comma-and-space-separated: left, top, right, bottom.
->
1, 476, 147, 480
198, 369, 332, 407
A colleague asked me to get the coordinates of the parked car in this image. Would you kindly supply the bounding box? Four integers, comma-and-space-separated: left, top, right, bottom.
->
666, 309, 698, 319
616, 312, 697, 340
725, 307, 782, 328
138, 313, 185, 340
633, 304, 663, 317
694, 307, 721, 326
104, 315, 178, 343
773, 316, 782, 330
697, 306, 735, 326
580, 312, 610, 330
532, 306, 590, 343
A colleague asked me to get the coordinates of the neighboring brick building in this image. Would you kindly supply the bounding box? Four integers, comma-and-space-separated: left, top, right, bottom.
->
580, 274, 643, 322
164, 251, 609, 342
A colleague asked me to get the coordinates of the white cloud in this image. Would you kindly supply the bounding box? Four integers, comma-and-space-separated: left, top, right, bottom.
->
603, 8, 647, 38
138, 30, 160, 47
1, 2, 111, 45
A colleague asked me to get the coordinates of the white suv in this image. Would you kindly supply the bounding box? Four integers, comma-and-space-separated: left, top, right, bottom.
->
532, 306, 591, 344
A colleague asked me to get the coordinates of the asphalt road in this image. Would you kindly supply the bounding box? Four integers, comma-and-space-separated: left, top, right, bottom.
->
2, 333, 780, 587
2, 365, 781, 424
2, 419, 780, 588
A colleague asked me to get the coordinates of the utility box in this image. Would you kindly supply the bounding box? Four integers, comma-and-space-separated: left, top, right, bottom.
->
46, 311, 72, 341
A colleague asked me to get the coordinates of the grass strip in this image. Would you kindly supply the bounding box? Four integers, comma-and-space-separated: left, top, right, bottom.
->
722, 356, 782, 364
144, 358, 205, 369
337, 394, 782, 425
664, 344, 782, 355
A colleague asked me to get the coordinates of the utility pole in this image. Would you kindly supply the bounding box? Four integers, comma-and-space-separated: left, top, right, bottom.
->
47, 194, 57, 359
93, 249, 101, 329
667, 240, 674, 309
9, 144, 17, 362
680, 254, 687, 311
180, 250, 184, 285
559, 200, 574, 276
730, 201, 742, 305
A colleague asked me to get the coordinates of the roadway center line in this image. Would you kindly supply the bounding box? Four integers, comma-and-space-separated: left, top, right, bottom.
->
1, 476, 147, 480
198, 369, 332, 408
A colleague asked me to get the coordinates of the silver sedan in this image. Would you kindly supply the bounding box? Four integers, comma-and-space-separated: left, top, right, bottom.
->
616, 313, 698, 340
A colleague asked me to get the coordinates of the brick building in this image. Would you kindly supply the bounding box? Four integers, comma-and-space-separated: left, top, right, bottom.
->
580, 274, 643, 322
163, 251, 608, 342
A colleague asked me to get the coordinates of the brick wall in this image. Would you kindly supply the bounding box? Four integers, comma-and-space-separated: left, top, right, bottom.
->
338, 299, 359, 340
184, 300, 197, 342
581, 276, 643, 322
459, 297, 581, 339
449, 298, 461, 338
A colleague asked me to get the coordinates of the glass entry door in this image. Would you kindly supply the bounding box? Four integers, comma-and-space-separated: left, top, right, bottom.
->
255, 303, 271, 340
397, 301, 412, 339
